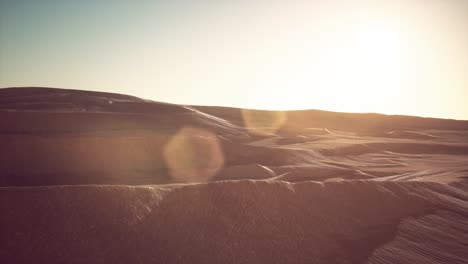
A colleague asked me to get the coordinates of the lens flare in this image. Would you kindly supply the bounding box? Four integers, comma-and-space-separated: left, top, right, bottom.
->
163, 127, 224, 182
241, 109, 286, 136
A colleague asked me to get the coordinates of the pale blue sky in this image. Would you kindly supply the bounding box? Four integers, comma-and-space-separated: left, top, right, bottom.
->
1, 0, 467, 119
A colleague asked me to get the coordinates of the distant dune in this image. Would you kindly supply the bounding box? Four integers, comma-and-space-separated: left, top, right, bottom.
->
1, 87, 467, 263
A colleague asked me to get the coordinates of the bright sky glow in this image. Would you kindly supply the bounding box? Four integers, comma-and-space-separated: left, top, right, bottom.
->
1, 0, 467, 119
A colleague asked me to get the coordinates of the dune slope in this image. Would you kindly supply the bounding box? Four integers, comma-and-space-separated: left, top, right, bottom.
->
2, 180, 467, 264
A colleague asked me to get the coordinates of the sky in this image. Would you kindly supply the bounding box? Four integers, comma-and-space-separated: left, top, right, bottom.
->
1, 0, 467, 119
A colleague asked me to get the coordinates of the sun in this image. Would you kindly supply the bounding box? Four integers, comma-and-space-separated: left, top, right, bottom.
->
353, 24, 402, 65
246, 22, 406, 114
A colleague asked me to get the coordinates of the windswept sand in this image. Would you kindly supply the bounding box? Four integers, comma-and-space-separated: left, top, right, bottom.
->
1, 87, 467, 263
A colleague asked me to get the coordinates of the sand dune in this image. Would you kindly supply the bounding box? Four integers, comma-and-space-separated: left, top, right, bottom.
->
1, 87, 467, 263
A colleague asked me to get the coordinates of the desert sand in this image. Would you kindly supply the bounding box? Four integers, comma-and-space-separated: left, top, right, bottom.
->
1, 87, 467, 263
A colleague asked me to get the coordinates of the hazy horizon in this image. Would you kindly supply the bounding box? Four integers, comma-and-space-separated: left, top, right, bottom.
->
1, 0, 467, 119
